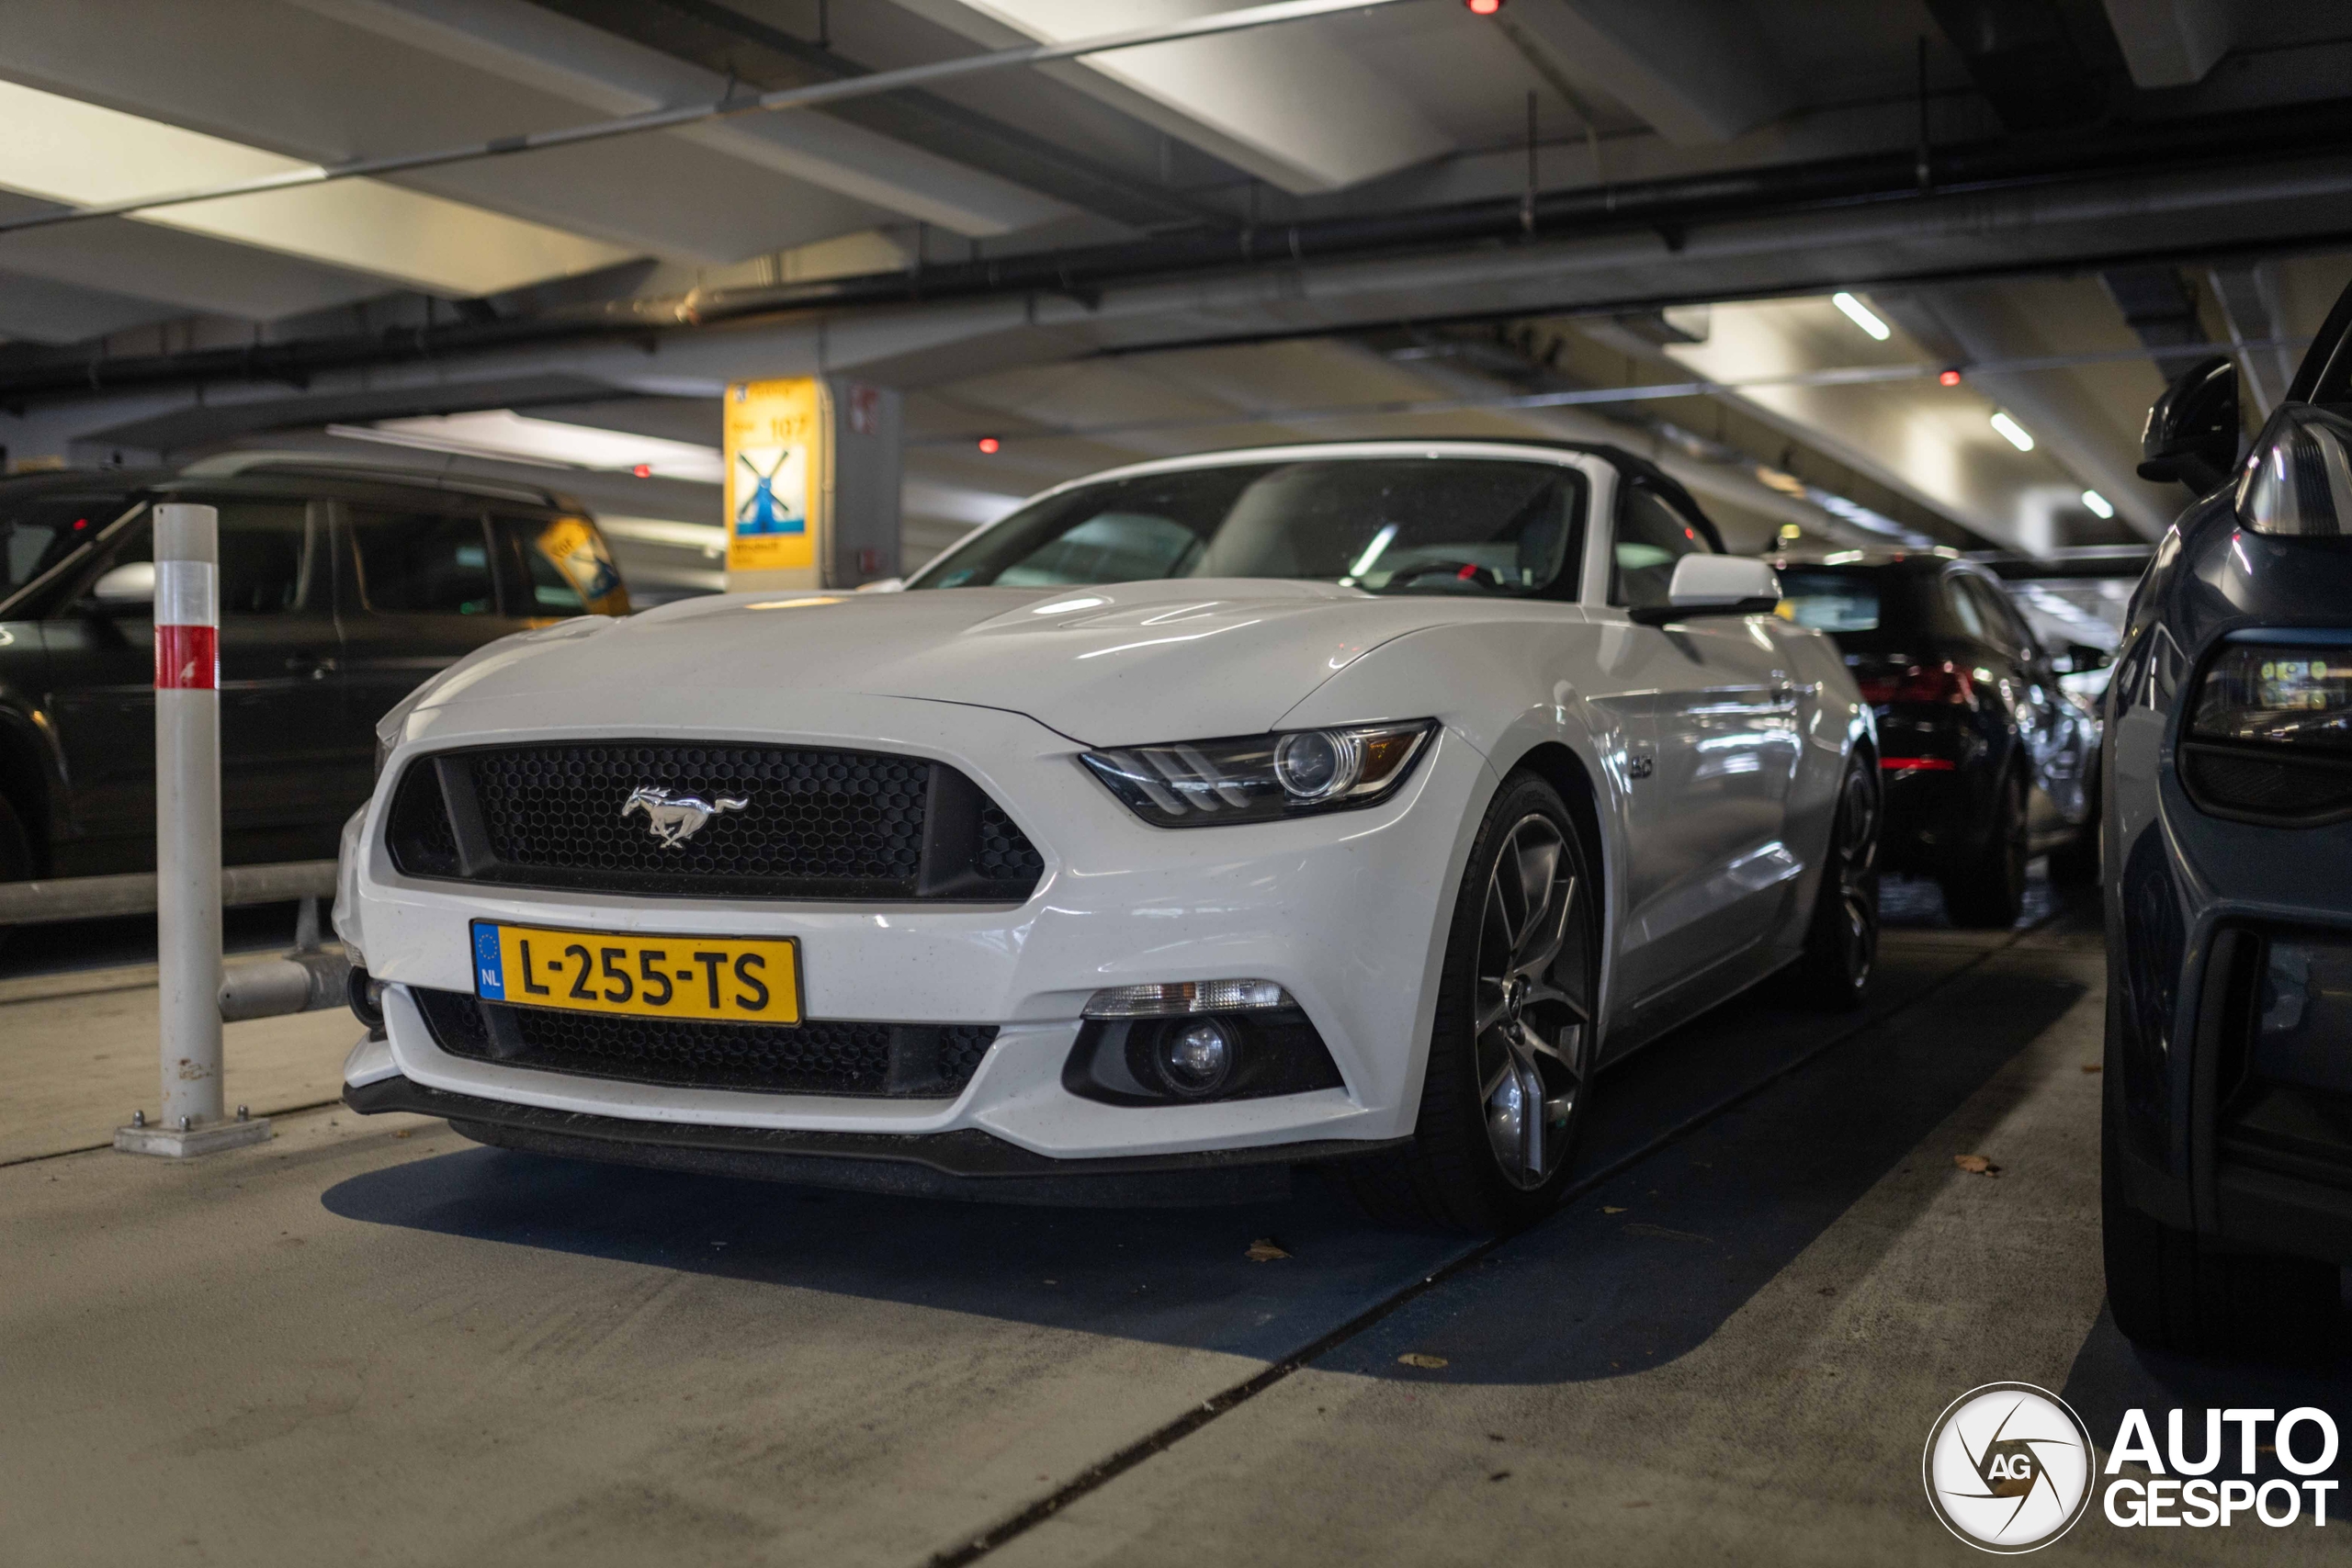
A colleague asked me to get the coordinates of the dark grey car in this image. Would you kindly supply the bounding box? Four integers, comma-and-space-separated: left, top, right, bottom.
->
2102, 298, 2352, 1357
0, 455, 627, 886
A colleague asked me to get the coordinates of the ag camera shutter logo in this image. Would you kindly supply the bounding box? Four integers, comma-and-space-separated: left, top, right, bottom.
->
1923, 1382, 2095, 1552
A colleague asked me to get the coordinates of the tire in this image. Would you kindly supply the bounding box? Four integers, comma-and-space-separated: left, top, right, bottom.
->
1940, 766, 2028, 928
1346, 772, 1600, 1234
2102, 1098, 2341, 1361
1785, 750, 1880, 1010
0, 792, 29, 958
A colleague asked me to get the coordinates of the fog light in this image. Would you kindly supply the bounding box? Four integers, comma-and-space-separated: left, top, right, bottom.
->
1158, 1018, 1234, 1098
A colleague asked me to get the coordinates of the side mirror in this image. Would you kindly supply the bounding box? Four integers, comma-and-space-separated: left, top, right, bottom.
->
88, 561, 155, 612
2057, 642, 2112, 675
2138, 355, 2239, 493
1630, 555, 1781, 626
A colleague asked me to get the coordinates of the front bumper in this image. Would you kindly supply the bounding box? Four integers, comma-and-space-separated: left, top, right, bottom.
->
340, 692, 1490, 1164
2109, 759, 2352, 1264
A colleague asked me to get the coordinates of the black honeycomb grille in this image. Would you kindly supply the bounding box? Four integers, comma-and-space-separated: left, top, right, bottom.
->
478, 742, 927, 893
385, 740, 1043, 900
978, 800, 1045, 886
412, 987, 996, 1099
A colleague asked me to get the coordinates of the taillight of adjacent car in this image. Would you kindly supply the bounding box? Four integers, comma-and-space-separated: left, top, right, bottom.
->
1856, 660, 1975, 707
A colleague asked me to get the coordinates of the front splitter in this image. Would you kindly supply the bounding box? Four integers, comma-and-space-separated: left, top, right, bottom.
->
345, 1074, 1406, 1208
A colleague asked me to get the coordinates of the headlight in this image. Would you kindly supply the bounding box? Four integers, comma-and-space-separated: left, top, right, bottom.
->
2192, 646, 2352, 747
1080, 720, 1435, 827
2181, 642, 2352, 823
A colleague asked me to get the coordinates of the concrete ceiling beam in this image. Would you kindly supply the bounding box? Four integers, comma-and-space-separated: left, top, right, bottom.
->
1502, 0, 1792, 146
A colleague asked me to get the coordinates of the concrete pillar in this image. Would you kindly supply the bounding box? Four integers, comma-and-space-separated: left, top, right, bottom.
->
723, 378, 901, 593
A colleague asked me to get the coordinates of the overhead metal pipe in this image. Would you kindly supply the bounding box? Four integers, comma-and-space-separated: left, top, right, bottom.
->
7, 96, 2352, 407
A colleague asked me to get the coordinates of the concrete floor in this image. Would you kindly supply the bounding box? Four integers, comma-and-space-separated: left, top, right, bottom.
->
2, 881, 2345, 1565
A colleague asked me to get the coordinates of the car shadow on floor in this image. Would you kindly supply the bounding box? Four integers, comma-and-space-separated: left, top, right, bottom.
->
1315, 964, 2088, 1383
2061, 1308, 2352, 1483
321, 910, 2086, 1376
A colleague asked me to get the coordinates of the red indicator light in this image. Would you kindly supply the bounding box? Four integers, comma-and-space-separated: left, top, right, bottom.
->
631, 463, 651, 478
1938, 367, 1962, 387
977, 436, 1001, 454
1465, 0, 1503, 12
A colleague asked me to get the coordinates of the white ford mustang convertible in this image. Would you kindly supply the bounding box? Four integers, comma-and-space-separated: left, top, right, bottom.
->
337, 441, 1878, 1230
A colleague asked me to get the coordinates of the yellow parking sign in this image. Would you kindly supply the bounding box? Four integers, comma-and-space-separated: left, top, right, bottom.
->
724, 378, 830, 581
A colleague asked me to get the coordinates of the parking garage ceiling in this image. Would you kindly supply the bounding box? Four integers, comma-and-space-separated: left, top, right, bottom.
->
2, 0, 2350, 558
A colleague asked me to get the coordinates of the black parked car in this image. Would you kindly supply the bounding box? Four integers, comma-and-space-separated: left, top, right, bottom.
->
2101, 315, 2352, 1357
1771, 551, 2102, 926
0, 455, 628, 886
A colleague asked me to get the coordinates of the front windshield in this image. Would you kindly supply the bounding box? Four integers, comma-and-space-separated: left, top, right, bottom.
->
909, 457, 1587, 596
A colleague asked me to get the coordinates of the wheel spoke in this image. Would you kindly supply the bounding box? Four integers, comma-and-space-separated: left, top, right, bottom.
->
1485, 876, 1521, 960
1474, 988, 1513, 1034
1511, 873, 1577, 981
1509, 830, 1561, 945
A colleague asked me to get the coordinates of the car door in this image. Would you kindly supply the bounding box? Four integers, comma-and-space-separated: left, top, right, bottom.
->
335, 497, 537, 761
1955, 572, 2070, 837
40, 492, 346, 868
1586, 479, 1801, 1019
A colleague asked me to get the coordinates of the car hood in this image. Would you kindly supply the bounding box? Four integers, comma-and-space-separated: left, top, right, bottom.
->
405, 578, 1488, 746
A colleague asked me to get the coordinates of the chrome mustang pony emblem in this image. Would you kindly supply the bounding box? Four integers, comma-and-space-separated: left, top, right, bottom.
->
620, 785, 748, 849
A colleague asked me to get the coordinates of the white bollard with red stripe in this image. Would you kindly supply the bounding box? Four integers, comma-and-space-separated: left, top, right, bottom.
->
117, 502, 269, 1156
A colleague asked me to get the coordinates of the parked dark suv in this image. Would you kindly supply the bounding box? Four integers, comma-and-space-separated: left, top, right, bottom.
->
0, 455, 628, 886
1771, 551, 2102, 925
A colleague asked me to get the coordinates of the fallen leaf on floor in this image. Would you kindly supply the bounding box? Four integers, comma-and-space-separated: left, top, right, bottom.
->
2082, 1063, 2103, 1073
393, 1129, 411, 1138
1397, 1353, 1448, 1369
1487, 1433, 1507, 1443
1817, 1285, 1838, 1297
1953, 1154, 2001, 1176
1245, 1238, 1291, 1262
1602, 1205, 1626, 1213
1488, 1471, 1511, 1483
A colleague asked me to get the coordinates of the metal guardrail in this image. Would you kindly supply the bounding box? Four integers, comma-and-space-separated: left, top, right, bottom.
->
0, 859, 336, 925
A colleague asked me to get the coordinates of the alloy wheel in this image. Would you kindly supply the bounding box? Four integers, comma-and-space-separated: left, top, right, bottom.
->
1830, 761, 1882, 987
1474, 814, 1595, 1190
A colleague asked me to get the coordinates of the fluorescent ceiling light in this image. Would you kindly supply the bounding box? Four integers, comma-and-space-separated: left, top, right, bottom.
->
1831, 291, 1891, 342
2080, 489, 2115, 519
1990, 412, 2036, 452
331, 411, 726, 482
0, 79, 629, 297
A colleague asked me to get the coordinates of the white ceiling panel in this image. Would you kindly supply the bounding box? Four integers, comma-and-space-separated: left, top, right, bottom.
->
0, 77, 634, 296
898, 0, 1451, 194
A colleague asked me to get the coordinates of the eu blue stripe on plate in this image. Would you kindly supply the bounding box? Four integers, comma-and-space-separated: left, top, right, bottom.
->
472, 923, 505, 1000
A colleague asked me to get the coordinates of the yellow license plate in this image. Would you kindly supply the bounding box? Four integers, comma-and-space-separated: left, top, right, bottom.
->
470, 920, 800, 1024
